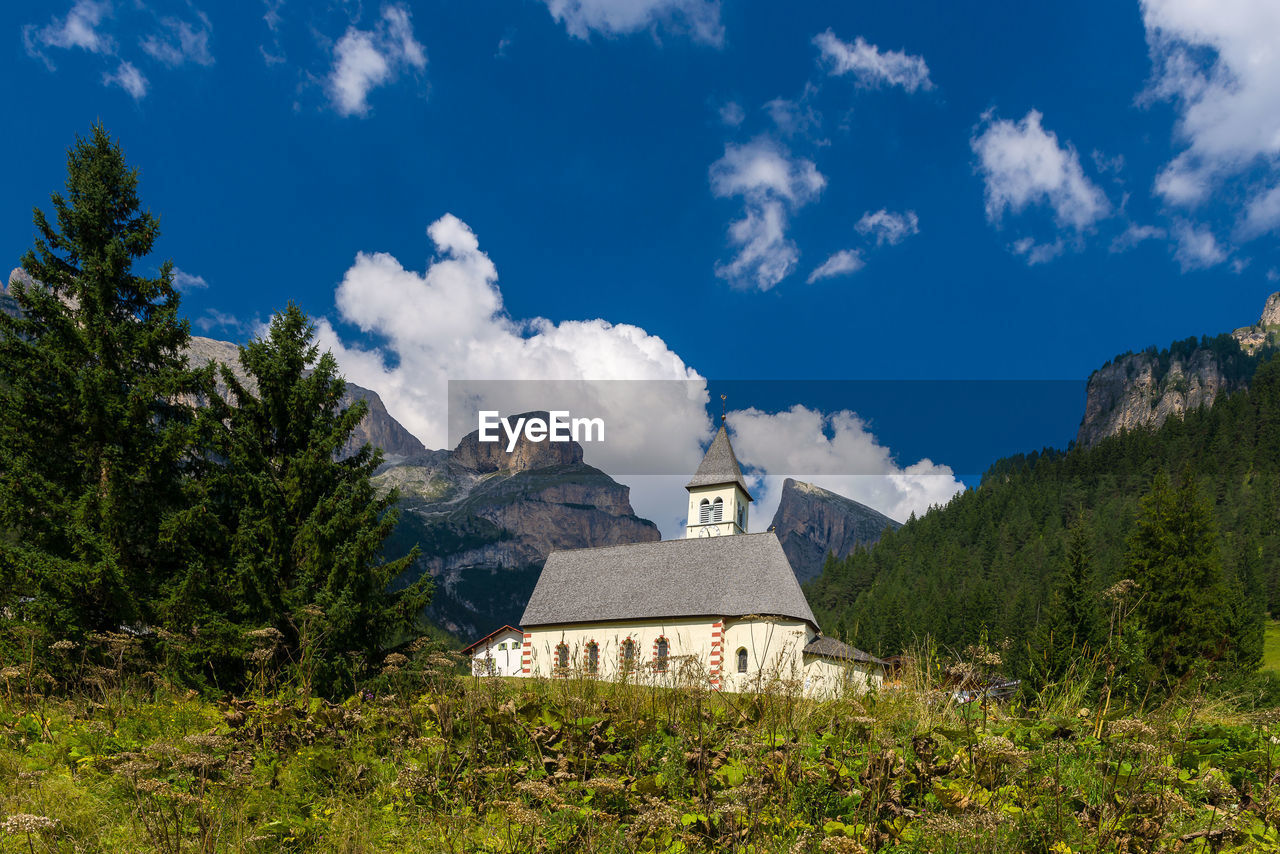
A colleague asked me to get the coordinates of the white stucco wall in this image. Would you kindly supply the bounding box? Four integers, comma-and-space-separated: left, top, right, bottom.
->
685, 483, 750, 538
468, 628, 526, 677
524, 615, 882, 697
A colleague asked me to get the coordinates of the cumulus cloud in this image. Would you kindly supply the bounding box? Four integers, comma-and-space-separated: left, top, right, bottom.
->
855, 209, 920, 246
813, 29, 933, 93
1140, 0, 1280, 215
727, 406, 965, 528
709, 138, 826, 290
23, 0, 113, 62
806, 250, 864, 283
1171, 220, 1228, 271
1241, 184, 1280, 239
972, 110, 1110, 232
103, 60, 148, 100
538, 0, 723, 45
141, 13, 214, 67
328, 4, 427, 117
313, 213, 715, 533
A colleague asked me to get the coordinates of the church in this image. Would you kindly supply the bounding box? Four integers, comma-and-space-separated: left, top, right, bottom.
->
517, 422, 885, 697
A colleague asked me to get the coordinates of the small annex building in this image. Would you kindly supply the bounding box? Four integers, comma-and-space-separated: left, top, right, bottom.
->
462, 625, 525, 677
517, 423, 884, 697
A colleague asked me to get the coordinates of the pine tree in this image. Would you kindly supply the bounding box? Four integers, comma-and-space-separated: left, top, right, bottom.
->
0, 124, 209, 635
167, 304, 429, 692
1125, 469, 1229, 681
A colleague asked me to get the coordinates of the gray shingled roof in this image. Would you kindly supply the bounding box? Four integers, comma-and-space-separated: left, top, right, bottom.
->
685, 424, 752, 499
802, 636, 887, 666
521, 532, 815, 628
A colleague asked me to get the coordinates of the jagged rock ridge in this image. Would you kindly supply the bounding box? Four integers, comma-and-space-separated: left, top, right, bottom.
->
769, 478, 901, 584
1076, 291, 1280, 448
377, 415, 660, 639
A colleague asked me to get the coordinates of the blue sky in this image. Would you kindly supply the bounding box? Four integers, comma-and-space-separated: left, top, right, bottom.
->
4, 0, 1280, 533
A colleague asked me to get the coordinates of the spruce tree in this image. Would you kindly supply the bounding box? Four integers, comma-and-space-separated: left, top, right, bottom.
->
1125, 469, 1229, 681
0, 125, 209, 635
167, 304, 429, 692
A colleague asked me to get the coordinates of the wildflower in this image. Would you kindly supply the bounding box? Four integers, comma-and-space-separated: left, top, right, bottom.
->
1, 814, 60, 834
50, 640, 77, 652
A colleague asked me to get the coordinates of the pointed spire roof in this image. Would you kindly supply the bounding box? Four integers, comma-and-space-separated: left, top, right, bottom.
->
685, 423, 752, 500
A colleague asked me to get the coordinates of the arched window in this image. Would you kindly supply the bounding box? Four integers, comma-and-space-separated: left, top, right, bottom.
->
698, 499, 711, 524
655, 637, 669, 672
621, 639, 636, 669
712, 497, 724, 523
555, 643, 569, 671
737, 648, 748, 673
585, 642, 599, 674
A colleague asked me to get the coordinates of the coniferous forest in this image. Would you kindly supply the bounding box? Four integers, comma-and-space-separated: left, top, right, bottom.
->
808, 357, 1280, 697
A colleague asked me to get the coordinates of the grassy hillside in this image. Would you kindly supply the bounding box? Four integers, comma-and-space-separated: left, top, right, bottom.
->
2, 650, 1279, 852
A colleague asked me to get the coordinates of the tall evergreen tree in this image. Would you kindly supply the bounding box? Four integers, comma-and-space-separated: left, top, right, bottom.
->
1125, 469, 1235, 681
165, 304, 429, 692
0, 125, 209, 635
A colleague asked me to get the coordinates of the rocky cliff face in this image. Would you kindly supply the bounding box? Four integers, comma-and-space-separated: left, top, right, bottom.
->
1076, 292, 1280, 448
377, 418, 660, 639
769, 478, 901, 584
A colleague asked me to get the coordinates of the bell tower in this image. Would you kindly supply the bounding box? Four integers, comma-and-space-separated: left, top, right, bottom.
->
685, 419, 752, 538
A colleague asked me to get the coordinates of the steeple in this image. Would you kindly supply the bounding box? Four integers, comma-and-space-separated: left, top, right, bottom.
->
685, 423, 752, 538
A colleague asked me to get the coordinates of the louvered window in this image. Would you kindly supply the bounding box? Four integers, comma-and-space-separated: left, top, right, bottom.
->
698, 499, 711, 524
712, 497, 724, 523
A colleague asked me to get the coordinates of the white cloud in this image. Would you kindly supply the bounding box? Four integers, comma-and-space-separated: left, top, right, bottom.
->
23, 0, 113, 62
172, 267, 209, 292
709, 138, 826, 290
763, 83, 821, 138
718, 101, 744, 127
1241, 184, 1280, 239
1267, 268, 1279, 283
1171, 220, 1227, 271
103, 60, 147, 99
328, 4, 427, 117
813, 29, 933, 93
314, 214, 714, 534
726, 406, 965, 527
538, 0, 723, 45
806, 250, 864, 283
1141, 0, 1280, 213
1110, 223, 1167, 252
1011, 237, 1065, 266
855, 209, 920, 246
141, 13, 214, 68
972, 109, 1110, 232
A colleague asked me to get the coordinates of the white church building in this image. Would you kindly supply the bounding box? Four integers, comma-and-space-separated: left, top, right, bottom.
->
516, 423, 885, 697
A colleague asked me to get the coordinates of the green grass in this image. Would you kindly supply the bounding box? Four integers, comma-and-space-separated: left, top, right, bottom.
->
1264, 618, 1280, 675
3, 651, 1280, 852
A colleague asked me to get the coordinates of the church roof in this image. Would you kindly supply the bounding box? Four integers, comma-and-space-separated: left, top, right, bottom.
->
685, 423, 752, 499
802, 636, 887, 666
520, 532, 816, 629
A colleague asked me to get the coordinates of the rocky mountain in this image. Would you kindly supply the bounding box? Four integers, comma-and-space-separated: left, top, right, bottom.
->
1076, 292, 1280, 448
770, 478, 901, 584
377, 414, 660, 639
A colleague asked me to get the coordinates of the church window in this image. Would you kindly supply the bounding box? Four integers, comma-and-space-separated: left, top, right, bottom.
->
737, 648, 748, 673
712, 497, 724, 523
698, 499, 711, 524
655, 637, 669, 672
621, 639, 636, 669
555, 643, 569, 671
586, 642, 599, 674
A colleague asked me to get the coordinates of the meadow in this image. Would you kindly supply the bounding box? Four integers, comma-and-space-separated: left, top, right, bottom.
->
2, 637, 1279, 853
